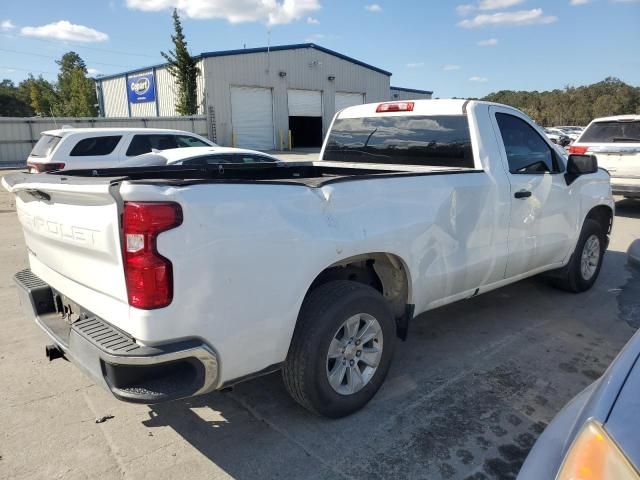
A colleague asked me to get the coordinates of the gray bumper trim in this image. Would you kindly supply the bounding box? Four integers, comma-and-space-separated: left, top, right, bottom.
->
14, 268, 219, 403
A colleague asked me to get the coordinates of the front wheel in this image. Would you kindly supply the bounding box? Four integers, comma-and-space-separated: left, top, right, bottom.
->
282, 281, 396, 418
549, 219, 606, 292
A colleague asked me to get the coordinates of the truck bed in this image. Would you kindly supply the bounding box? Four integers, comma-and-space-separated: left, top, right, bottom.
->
3, 161, 479, 190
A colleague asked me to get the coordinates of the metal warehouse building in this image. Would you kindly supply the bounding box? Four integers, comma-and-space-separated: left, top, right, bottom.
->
95, 43, 433, 150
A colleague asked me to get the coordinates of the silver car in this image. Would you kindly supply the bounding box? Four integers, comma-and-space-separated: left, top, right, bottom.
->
519, 326, 640, 479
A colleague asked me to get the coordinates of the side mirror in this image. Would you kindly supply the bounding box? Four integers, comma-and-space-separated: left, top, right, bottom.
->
565, 154, 598, 185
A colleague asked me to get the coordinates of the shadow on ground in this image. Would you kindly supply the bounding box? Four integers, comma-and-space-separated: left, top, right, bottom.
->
141, 250, 639, 480
615, 197, 640, 220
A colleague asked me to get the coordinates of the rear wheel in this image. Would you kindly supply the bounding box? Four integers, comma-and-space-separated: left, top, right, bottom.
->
549, 219, 606, 292
282, 281, 395, 418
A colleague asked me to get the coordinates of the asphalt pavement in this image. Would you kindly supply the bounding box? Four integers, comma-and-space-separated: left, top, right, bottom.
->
0, 169, 638, 479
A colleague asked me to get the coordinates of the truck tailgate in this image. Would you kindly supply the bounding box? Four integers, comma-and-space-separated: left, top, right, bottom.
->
3, 173, 127, 302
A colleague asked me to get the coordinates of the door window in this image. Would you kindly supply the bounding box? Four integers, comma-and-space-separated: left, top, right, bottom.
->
495, 113, 559, 174
126, 135, 179, 156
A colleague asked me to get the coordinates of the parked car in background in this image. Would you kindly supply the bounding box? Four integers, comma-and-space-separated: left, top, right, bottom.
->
519, 327, 640, 480
544, 128, 571, 147
4, 99, 614, 418
556, 126, 585, 142
26, 128, 216, 172
118, 146, 281, 168
570, 115, 640, 198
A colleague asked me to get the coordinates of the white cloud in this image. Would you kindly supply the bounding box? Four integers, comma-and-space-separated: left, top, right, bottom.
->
570, 0, 590, 5
406, 62, 424, 68
456, 4, 476, 15
1, 19, 16, 31
365, 3, 382, 12
443, 64, 461, 70
611, 0, 640, 3
21, 20, 108, 42
306, 16, 319, 23
457, 0, 524, 15
126, 0, 321, 25
478, 0, 524, 9
87, 68, 101, 75
458, 9, 558, 28
477, 37, 498, 46
469, 76, 488, 82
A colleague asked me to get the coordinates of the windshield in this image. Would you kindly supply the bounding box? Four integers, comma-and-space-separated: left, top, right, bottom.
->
580, 121, 640, 143
30, 134, 62, 158
323, 115, 474, 167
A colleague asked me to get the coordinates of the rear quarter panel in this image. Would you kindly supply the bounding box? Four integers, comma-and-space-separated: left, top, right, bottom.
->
119, 168, 510, 384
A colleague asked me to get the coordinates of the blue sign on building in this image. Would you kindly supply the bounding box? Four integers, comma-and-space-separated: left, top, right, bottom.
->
127, 73, 156, 103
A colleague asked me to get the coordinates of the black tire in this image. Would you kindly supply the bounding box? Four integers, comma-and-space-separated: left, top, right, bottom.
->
282, 281, 395, 418
549, 219, 606, 293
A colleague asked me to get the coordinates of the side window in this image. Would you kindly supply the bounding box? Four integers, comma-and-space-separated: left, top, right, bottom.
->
126, 135, 180, 156
495, 113, 558, 174
69, 136, 122, 156
126, 135, 153, 156
174, 135, 210, 148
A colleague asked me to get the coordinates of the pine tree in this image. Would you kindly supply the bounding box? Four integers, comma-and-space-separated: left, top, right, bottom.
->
55, 52, 97, 116
161, 9, 199, 115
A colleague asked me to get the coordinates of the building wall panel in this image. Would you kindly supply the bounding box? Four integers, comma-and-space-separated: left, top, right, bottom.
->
101, 77, 128, 117
203, 47, 390, 147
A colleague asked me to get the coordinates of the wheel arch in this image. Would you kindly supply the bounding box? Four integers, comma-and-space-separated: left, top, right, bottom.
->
585, 204, 613, 236
302, 252, 414, 338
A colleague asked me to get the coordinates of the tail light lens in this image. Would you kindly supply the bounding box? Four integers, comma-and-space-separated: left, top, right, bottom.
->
27, 162, 65, 173
569, 145, 589, 155
123, 202, 183, 309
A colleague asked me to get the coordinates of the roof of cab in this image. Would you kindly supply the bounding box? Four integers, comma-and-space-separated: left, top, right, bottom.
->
336, 99, 473, 119
590, 114, 640, 123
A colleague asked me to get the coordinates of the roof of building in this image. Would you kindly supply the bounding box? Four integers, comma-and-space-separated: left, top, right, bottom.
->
94, 43, 391, 82
390, 86, 434, 95
200, 43, 392, 76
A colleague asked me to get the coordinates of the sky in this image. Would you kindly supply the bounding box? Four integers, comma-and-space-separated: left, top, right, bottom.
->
1, 0, 639, 98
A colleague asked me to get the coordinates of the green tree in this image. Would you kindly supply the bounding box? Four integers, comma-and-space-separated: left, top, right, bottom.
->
22, 75, 59, 116
55, 52, 97, 116
483, 78, 640, 126
161, 9, 199, 115
0, 79, 34, 116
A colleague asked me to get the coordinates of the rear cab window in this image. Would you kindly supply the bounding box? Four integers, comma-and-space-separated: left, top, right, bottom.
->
70, 136, 122, 156
579, 121, 640, 143
30, 134, 62, 158
323, 115, 475, 168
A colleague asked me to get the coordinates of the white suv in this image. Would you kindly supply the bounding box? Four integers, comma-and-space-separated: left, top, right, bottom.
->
27, 128, 216, 172
570, 115, 640, 198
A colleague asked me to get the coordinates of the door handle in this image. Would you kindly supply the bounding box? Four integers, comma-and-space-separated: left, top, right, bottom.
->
514, 190, 532, 199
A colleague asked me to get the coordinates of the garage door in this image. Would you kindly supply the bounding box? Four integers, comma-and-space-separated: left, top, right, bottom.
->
230, 86, 274, 150
288, 89, 322, 117
335, 92, 365, 112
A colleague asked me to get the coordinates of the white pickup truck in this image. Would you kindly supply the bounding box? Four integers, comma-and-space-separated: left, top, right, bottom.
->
3, 100, 614, 418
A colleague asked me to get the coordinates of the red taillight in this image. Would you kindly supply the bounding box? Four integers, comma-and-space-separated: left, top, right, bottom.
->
123, 202, 182, 309
27, 162, 65, 173
569, 145, 588, 154
376, 101, 415, 113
